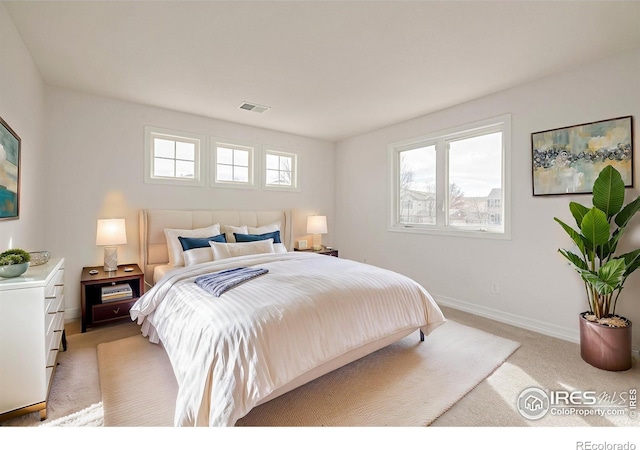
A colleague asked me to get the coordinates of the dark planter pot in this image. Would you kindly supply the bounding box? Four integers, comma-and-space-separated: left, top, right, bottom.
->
579, 312, 632, 371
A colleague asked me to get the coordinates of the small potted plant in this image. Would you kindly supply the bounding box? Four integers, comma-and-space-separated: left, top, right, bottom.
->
554, 165, 639, 371
0, 248, 31, 278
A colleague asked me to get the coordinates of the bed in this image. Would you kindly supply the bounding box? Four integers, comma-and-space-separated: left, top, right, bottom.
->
131, 209, 446, 426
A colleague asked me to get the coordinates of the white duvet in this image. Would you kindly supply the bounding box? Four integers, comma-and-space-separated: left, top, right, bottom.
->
130, 252, 445, 426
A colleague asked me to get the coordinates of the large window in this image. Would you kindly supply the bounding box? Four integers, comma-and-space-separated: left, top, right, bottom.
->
263, 148, 299, 191
144, 127, 206, 186
212, 139, 257, 189
388, 115, 511, 238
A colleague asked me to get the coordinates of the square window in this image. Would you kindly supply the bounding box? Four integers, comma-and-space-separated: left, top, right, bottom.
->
145, 127, 205, 186
264, 149, 298, 191
211, 139, 257, 189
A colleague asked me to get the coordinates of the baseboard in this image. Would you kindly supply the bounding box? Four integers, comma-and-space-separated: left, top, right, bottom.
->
64, 307, 81, 322
436, 295, 580, 343
436, 295, 640, 356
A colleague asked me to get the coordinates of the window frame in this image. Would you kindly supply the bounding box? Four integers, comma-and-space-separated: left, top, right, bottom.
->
262, 147, 300, 192
211, 137, 259, 190
388, 114, 511, 240
144, 126, 206, 187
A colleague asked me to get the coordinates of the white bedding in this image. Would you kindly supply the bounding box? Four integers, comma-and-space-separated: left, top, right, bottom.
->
130, 251, 445, 426
153, 264, 174, 285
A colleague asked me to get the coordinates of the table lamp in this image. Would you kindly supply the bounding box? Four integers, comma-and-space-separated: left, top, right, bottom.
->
307, 215, 327, 251
96, 218, 127, 272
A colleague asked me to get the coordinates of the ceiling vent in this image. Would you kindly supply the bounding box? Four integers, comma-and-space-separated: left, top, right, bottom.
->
239, 102, 270, 114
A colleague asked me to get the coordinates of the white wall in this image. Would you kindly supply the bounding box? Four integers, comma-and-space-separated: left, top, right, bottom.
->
0, 4, 47, 252
335, 48, 640, 351
44, 87, 335, 319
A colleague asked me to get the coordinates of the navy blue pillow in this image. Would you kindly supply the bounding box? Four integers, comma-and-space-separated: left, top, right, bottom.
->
178, 234, 226, 250
234, 230, 281, 244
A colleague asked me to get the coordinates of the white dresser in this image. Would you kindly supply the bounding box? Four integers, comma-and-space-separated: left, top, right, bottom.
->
0, 258, 65, 421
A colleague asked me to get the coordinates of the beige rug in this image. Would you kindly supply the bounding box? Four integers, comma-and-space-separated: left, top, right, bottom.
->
39, 402, 104, 427
97, 320, 520, 426
98, 334, 178, 427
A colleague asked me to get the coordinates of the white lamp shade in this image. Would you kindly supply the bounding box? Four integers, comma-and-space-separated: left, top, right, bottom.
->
307, 215, 328, 235
96, 219, 127, 246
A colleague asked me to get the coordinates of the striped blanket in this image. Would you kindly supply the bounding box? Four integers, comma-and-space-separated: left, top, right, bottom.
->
195, 267, 269, 297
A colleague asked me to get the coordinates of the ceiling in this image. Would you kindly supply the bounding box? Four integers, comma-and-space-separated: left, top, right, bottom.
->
5, 1, 640, 143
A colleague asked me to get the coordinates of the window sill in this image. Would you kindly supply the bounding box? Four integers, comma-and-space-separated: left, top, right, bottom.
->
387, 224, 511, 240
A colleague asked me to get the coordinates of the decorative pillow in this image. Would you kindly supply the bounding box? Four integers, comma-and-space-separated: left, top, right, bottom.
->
210, 239, 275, 261
222, 225, 248, 243
234, 230, 282, 244
273, 243, 288, 254
165, 224, 221, 267
178, 234, 226, 267
248, 222, 281, 234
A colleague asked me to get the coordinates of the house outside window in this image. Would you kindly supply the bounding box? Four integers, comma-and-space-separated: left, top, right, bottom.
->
388, 114, 511, 239
263, 148, 299, 191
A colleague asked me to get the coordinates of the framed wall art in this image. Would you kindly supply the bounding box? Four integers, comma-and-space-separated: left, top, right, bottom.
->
532, 116, 633, 196
0, 116, 21, 220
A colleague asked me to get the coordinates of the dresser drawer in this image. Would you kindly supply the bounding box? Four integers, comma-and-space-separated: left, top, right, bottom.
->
45, 301, 64, 337
46, 330, 63, 368
44, 286, 64, 314
44, 269, 64, 299
92, 299, 136, 323
46, 313, 64, 352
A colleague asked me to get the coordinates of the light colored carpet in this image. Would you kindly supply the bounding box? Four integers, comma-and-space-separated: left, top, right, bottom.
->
97, 320, 520, 426
0, 321, 140, 427
433, 307, 640, 427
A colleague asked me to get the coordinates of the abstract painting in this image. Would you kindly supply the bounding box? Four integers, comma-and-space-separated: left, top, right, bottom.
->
532, 116, 633, 196
0, 116, 20, 220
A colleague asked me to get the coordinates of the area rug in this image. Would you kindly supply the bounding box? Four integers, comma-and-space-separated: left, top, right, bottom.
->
39, 402, 103, 427
97, 320, 520, 426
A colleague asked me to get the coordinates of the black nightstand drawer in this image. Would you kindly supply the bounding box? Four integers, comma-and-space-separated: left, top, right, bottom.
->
92, 298, 137, 323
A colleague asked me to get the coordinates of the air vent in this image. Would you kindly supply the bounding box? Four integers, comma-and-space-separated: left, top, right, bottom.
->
239, 102, 270, 114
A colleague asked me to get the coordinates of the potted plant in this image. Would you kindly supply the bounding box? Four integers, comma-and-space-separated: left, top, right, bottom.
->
555, 165, 639, 371
0, 248, 31, 278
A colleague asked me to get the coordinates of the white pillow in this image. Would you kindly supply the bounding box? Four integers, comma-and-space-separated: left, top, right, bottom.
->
210, 239, 275, 261
248, 221, 281, 234
274, 243, 288, 253
180, 234, 227, 267
164, 224, 221, 267
184, 247, 212, 267
222, 225, 248, 243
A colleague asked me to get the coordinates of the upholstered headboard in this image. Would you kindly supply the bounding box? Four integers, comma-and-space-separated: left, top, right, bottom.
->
139, 209, 292, 288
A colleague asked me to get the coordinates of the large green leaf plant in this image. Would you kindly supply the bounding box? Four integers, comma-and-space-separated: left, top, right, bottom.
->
555, 165, 640, 324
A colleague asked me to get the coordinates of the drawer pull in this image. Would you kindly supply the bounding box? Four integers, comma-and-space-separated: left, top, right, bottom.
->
112, 307, 120, 315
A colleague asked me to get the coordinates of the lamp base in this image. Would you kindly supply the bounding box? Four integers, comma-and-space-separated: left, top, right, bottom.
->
103, 246, 118, 272
311, 234, 323, 251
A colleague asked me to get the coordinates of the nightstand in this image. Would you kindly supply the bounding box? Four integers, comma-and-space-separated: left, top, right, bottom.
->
294, 248, 338, 257
80, 264, 144, 332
